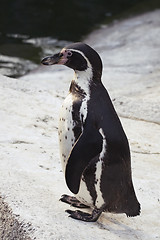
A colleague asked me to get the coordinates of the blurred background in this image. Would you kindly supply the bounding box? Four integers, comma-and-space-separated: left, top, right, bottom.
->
0, 0, 159, 78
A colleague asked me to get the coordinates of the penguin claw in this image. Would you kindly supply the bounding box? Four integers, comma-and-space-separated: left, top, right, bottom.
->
65, 209, 102, 222
65, 209, 91, 221
65, 209, 75, 215
60, 194, 90, 208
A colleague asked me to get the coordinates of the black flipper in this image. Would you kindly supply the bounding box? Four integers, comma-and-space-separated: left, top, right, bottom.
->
65, 121, 103, 194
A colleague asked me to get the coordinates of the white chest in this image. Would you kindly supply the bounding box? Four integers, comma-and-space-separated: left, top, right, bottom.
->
58, 92, 89, 168
58, 93, 75, 172
58, 93, 94, 206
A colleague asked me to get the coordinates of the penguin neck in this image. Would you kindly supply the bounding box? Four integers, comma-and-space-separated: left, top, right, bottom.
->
71, 67, 93, 96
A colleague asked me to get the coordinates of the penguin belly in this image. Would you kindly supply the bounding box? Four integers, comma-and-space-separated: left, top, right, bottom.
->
58, 93, 94, 207
58, 93, 75, 172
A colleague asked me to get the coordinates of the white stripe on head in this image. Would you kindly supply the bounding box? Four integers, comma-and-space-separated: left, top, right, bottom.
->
67, 48, 91, 67
67, 48, 93, 95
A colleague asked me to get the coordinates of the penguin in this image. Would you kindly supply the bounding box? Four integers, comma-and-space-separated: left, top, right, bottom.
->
41, 42, 141, 222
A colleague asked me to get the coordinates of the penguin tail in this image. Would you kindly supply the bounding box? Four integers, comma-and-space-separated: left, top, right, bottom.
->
126, 202, 141, 217
125, 194, 141, 217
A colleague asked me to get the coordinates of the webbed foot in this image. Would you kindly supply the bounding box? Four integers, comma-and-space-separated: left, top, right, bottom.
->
60, 194, 90, 208
65, 208, 103, 222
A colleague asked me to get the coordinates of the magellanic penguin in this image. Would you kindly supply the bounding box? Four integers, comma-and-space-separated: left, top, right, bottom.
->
41, 42, 141, 222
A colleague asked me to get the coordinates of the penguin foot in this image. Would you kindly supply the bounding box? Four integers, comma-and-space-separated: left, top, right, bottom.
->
65, 208, 103, 222
60, 194, 90, 208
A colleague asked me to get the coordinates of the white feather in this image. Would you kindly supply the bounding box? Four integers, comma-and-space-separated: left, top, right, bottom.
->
58, 93, 75, 173
94, 128, 106, 208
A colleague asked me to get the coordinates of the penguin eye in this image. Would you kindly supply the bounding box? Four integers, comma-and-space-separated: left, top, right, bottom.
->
67, 51, 72, 57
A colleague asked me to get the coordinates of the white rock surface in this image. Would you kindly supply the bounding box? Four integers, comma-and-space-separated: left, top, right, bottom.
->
0, 10, 160, 240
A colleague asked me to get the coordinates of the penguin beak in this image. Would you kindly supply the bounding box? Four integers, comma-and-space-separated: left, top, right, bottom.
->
41, 52, 68, 66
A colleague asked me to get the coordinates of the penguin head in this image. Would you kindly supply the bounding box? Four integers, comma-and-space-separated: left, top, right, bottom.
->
41, 42, 103, 80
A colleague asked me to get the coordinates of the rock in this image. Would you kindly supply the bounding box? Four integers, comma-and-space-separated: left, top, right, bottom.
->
0, 196, 32, 240
0, 10, 160, 240
86, 10, 160, 125
0, 55, 37, 78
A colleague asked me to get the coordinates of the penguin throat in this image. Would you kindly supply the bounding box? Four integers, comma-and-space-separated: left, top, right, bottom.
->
72, 67, 92, 96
